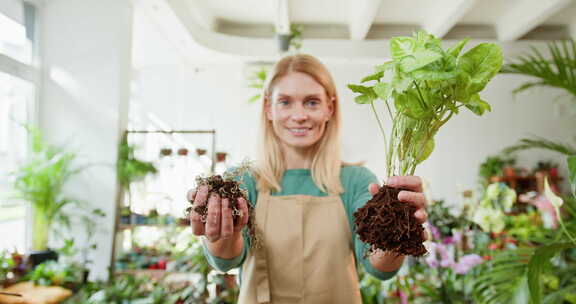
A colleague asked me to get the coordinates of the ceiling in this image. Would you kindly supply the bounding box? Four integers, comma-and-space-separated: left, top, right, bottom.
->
132, 0, 576, 67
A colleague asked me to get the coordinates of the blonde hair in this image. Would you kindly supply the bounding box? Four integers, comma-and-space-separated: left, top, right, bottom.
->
255, 54, 344, 195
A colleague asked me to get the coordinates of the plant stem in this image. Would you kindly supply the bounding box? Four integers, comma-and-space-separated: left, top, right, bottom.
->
413, 81, 429, 110
384, 99, 394, 121
370, 101, 389, 166
555, 206, 576, 244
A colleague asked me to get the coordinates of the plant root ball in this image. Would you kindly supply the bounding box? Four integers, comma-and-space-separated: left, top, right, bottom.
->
186, 174, 257, 246
186, 175, 247, 223
354, 185, 427, 257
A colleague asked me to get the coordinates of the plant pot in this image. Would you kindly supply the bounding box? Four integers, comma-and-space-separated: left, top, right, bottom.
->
177, 148, 188, 156
196, 148, 207, 156
277, 33, 292, 52
489, 176, 501, 183
216, 152, 227, 163
83, 269, 90, 284
549, 167, 559, 178
160, 148, 172, 157
28, 249, 58, 268
503, 166, 516, 178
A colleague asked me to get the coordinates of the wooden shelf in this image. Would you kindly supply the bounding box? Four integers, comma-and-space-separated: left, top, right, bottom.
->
490, 171, 562, 195
118, 223, 189, 230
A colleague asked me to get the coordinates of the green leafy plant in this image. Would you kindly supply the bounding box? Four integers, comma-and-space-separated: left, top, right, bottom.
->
289, 24, 303, 51
26, 260, 85, 289
117, 137, 157, 192
501, 40, 576, 99
348, 30, 503, 177
473, 248, 531, 304
246, 67, 268, 103
0, 252, 15, 284
472, 183, 517, 234
10, 126, 85, 251
475, 157, 576, 304
478, 155, 517, 183
503, 136, 576, 156
116, 136, 157, 219
501, 40, 576, 158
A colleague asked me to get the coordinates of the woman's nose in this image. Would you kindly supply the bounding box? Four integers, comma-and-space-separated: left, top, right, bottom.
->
291, 110, 308, 122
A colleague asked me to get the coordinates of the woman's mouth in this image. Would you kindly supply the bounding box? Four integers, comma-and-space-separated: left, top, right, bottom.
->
288, 127, 312, 136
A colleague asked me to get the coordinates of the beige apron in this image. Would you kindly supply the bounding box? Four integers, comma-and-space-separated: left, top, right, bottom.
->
238, 191, 362, 304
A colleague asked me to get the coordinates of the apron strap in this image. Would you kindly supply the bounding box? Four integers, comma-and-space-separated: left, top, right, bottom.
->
255, 190, 271, 303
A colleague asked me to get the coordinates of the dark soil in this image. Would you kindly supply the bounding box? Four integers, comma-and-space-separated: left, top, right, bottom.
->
354, 185, 427, 256
186, 175, 256, 244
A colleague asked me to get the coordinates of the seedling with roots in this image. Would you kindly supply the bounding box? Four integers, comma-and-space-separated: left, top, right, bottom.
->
349, 30, 503, 256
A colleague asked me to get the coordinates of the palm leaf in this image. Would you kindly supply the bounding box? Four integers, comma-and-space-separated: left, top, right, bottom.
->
503, 136, 576, 156
502, 40, 576, 99
473, 249, 532, 304
528, 243, 576, 304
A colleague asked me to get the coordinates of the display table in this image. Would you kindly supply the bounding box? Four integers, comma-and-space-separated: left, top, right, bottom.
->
0, 282, 72, 304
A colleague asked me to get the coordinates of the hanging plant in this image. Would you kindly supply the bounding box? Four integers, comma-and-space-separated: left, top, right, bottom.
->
349, 30, 503, 256
116, 137, 157, 192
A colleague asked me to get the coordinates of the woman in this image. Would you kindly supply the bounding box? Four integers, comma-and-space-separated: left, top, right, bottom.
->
188, 54, 428, 303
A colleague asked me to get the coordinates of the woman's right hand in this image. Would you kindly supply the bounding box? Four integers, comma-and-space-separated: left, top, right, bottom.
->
187, 185, 250, 243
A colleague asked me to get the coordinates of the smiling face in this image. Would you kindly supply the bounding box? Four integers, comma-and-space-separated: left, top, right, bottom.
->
266, 72, 334, 153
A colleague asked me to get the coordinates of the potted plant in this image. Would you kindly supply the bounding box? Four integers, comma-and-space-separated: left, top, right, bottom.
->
276, 24, 303, 53
116, 136, 158, 216
10, 126, 86, 265
479, 155, 507, 184
502, 157, 517, 178
348, 30, 503, 256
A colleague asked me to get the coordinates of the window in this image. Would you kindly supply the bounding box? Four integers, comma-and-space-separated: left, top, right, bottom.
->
0, 0, 38, 253
0, 6, 32, 64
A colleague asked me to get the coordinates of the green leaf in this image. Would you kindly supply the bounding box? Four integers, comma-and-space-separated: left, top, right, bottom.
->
447, 38, 470, 58
248, 94, 261, 103
391, 76, 411, 94
375, 61, 395, 73
465, 94, 492, 115
568, 155, 576, 197
361, 71, 384, 83
348, 84, 377, 104
394, 90, 427, 119
412, 69, 458, 81
355, 94, 376, 104
460, 43, 503, 93
373, 82, 392, 101
416, 138, 435, 164
390, 37, 415, 59
528, 243, 576, 304
501, 40, 576, 99
348, 84, 373, 95
400, 49, 442, 72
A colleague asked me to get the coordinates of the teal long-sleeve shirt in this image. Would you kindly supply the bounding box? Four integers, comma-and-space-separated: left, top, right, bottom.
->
202, 165, 398, 281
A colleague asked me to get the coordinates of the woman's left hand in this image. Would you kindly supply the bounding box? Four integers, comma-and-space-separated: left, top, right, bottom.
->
369, 175, 429, 239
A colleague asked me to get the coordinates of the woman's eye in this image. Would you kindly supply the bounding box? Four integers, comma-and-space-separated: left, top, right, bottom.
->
278, 100, 289, 105
306, 100, 319, 106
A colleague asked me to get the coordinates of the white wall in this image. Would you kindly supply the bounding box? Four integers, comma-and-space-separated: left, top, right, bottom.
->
40, 0, 132, 280
134, 43, 574, 207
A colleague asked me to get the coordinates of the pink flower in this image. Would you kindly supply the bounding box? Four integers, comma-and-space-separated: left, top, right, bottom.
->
436, 243, 454, 268
425, 256, 439, 268
452, 254, 484, 274
443, 231, 463, 245
429, 223, 441, 240
399, 290, 408, 304
424, 243, 439, 268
